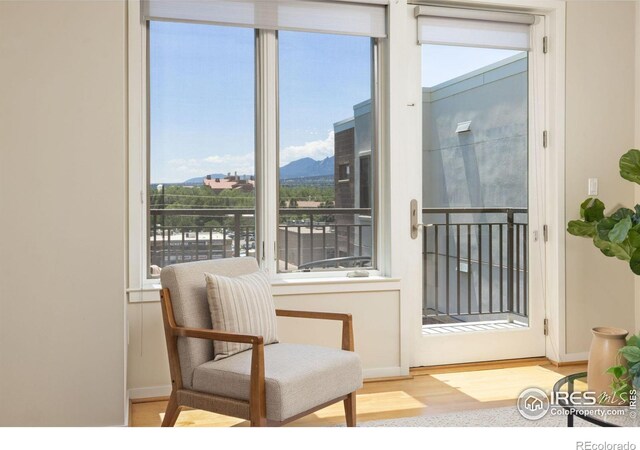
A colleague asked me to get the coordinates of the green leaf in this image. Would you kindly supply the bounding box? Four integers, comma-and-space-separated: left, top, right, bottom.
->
609, 216, 633, 243
606, 365, 627, 379
611, 208, 634, 221
619, 149, 640, 185
567, 220, 597, 238
628, 228, 640, 247
628, 334, 640, 348
629, 362, 640, 376
594, 236, 616, 257
584, 198, 605, 222
620, 346, 640, 363
580, 198, 592, 220
597, 218, 618, 241
594, 236, 633, 261
630, 248, 640, 274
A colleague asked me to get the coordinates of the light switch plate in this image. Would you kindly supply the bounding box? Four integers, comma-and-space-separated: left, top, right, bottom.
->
588, 178, 598, 196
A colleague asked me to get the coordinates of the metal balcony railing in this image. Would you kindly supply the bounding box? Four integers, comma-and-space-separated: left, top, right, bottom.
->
422, 207, 528, 324
278, 208, 372, 271
149, 208, 255, 270
149, 208, 372, 272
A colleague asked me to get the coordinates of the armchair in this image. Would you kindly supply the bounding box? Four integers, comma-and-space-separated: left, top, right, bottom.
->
159, 257, 362, 427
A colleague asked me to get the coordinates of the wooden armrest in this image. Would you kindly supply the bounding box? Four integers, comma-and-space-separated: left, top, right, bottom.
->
171, 326, 263, 345
276, 309, 352, 322
275, 309, 354, 352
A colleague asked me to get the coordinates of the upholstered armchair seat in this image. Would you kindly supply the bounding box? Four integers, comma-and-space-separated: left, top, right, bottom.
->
193, 343, 362, 422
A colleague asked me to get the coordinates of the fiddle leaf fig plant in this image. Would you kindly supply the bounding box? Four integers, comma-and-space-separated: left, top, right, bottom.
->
568, 150, 640, 399
567, 149, 640, 274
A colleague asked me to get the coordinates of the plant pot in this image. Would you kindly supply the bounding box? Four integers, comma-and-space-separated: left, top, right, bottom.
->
587, 327, 629, 405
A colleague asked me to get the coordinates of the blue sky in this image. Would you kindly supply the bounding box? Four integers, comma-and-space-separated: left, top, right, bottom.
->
422, 45, 523, 87
150, 21, 521, 183
150, 22, 370, 183
150, 22, 255, 183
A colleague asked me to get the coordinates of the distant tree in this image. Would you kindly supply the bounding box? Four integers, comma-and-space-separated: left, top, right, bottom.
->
149, 183, 335, 230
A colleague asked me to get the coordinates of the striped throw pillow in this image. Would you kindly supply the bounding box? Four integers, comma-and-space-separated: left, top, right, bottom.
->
204, 270, 278, 360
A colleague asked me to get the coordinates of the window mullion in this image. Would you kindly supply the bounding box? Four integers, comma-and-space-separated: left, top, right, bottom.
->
255, 29, 279, 275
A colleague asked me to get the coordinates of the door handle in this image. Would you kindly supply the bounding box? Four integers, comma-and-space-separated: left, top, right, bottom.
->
411, 199, 427, 239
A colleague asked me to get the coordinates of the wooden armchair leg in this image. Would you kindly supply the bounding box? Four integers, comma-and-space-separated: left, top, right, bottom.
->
344, 392, 357, 427
161, 391, 181, 427
250, 416, 267, 427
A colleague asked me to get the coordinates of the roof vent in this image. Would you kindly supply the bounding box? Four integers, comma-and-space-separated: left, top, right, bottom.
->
456, 121, 472, 133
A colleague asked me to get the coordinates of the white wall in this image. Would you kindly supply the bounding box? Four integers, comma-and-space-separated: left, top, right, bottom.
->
565, 1, 637, 354
0, 1, 126, 425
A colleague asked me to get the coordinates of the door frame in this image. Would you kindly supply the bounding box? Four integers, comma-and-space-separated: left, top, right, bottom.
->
385, 0, 567, 370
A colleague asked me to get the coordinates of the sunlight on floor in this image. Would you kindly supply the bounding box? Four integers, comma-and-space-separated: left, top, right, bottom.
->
161, 410, 246, 427
312, 391, 426, 419
431, 366, 569, 402
159, 391, 426, 425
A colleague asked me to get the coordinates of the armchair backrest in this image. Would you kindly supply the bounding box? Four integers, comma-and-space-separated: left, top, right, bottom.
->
160, 257, 260, 389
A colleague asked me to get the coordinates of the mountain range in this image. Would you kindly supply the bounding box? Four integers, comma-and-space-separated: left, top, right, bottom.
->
280, 156, 334, 179
183, 156, 335, 184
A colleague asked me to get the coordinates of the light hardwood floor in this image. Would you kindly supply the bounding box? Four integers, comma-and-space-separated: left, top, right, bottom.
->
130, 359, 587, 427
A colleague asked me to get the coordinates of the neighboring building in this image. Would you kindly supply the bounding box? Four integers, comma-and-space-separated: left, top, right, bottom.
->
332, 100, 374, 262
334, 118, 356, 210
204, 172, 255, 192
334, 54, 528, 319
149, 230, 254, 270
422, 53, 528, 210
421, 54, 528, 320
277, 226, 336, 270
284, 200, 322, 208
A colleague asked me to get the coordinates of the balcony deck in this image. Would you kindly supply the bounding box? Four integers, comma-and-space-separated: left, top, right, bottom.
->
422, 320, 528, 335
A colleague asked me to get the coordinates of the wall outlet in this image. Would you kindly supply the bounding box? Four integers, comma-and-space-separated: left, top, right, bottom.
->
588, 178, 598, 196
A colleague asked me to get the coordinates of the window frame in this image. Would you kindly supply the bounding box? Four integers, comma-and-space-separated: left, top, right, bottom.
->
338, 163, 351, 182
273, 31, 381, 277
145, 21, 259, 277
127, 2, 384, 300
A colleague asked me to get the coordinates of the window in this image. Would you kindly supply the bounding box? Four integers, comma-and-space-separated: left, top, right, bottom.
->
130, 1, 385, 290
338, 164, 351, 182
147, 21, 256, 276
278, 31, 375, 272
359, 155, 371, 209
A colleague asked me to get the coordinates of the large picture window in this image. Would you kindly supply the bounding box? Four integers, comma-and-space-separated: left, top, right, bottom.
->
132, 1, 385, 288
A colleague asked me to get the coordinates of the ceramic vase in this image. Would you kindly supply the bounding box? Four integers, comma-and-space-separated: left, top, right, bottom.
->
587, 327, 629, 405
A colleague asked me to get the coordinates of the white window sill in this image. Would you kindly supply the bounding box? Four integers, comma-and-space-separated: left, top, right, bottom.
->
271, 275, 400, 297
127, 275, 400, 303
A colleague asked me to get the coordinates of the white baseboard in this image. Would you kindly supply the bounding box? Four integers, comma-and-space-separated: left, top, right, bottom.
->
124, 391, 130, 426
363, 366, 407, 379
128, 385, 172, 400
552, 351, 589, 364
